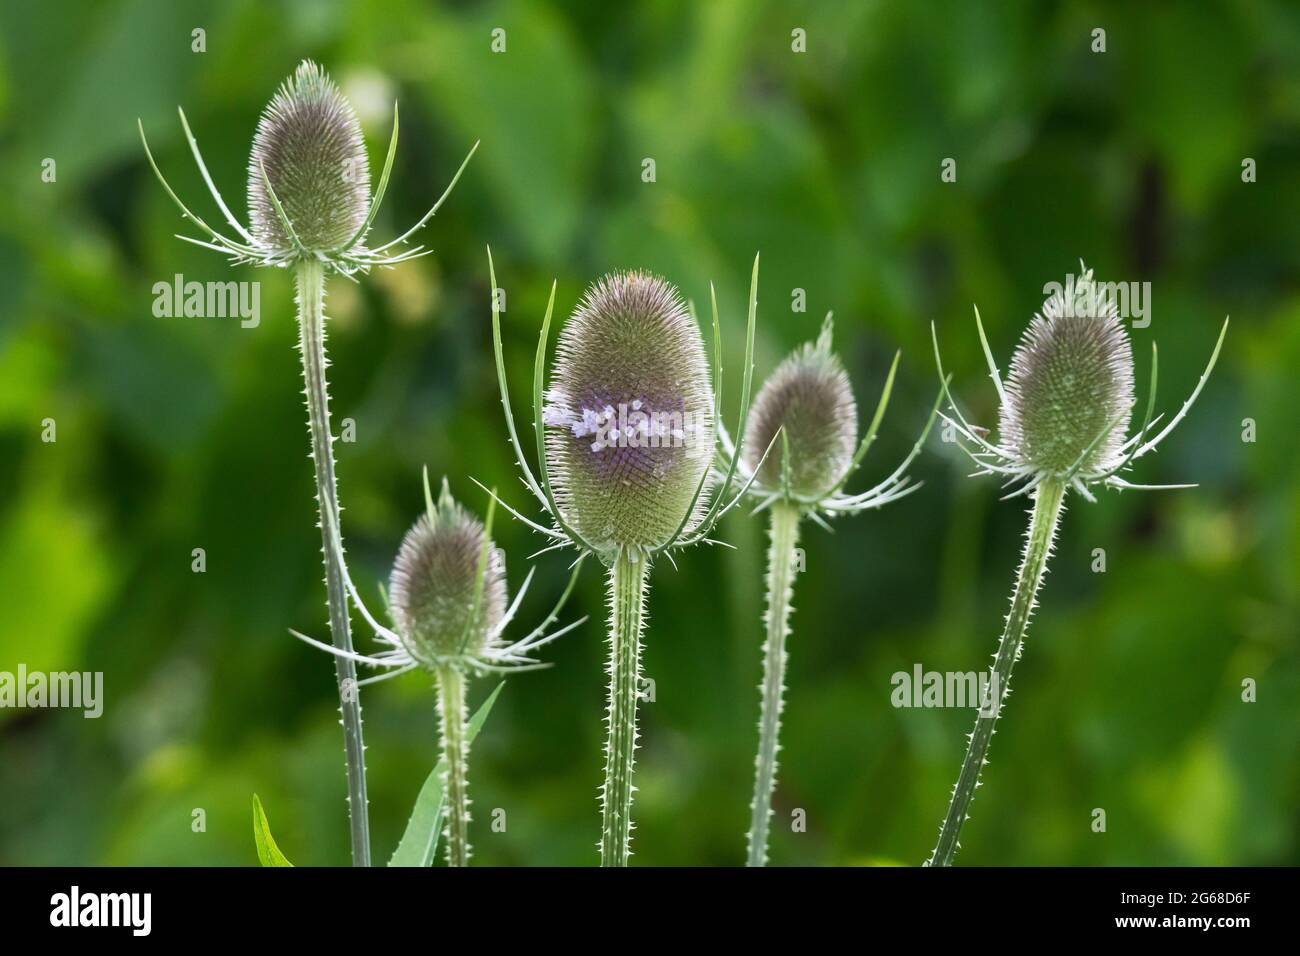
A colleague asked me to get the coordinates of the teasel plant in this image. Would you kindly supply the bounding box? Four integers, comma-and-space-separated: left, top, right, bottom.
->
290, 470, 587, 866
722, 315, 944, 866
138, 60, 478, 865
925, 265, 1228, 866
482, 250, 771, 865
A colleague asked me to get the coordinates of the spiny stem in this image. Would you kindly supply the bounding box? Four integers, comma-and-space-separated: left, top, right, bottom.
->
927, 477, 1067, 866
747, 501, 802, 866
600, 548, 650, 866
436, 665, 471, 867
295, 257, 371, 867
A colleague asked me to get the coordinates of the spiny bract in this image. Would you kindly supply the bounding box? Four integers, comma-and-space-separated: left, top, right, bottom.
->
388, 482, 506, 664
998, 272, 1136, 475
247, 60, 371, 253
542, 272, 715, 556
744, 319, 858, 499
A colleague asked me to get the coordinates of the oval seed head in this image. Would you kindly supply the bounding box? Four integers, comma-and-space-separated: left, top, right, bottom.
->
543, 272, 715, 557
388, 481, 506, 665
247, 60, 371, 254
999, 269, 1136, 476
744, 319, 857, 499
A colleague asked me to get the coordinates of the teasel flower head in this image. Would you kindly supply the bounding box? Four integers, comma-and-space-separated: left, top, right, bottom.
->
484, 251, 770, 567
388, 478, 507, 663
139, 59, 479, 276
932, 263, 1229, 503
729, 315, 942, 526
540, 271, 717, 557
998, 272, 1136, 476
290, 472, 588, 681
247, 60, 372, 254
744, 317, 857, 498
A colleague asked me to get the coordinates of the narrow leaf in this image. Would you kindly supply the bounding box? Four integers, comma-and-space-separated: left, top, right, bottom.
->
252, 794, 294, 867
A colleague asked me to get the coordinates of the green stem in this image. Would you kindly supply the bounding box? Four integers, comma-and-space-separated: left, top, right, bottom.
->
295, 258, 371, 867
927, 477, 1067, 866
436, 665, 471, 867
747, 501, 802, 866
600, 548, 650, 866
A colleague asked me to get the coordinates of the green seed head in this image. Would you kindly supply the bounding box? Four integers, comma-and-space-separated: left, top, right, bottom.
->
388, 481, 506, 664
999, 271, 1136, 475
744, 319, 857, 499
543, 272, 715, 557
247, 60, 370, 254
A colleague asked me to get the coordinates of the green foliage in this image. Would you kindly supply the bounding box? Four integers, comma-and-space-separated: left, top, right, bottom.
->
0, 0, 1297, 867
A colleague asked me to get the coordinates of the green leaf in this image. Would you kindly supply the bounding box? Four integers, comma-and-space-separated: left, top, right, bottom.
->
389, 681, 505, 867
252, 794, 294, 867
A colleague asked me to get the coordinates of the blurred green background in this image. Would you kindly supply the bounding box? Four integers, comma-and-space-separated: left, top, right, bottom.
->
1, 0, 1297, 867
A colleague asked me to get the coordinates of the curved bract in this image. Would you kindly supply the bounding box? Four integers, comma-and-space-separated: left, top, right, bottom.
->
542, 272, 716, 558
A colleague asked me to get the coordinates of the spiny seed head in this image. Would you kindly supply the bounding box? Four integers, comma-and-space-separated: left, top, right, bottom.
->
999, 269, 1136, 475
744, 318, 857, 499
388, 480, 506, 664
543, 272, 715, 556
247, 60, 370, 254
